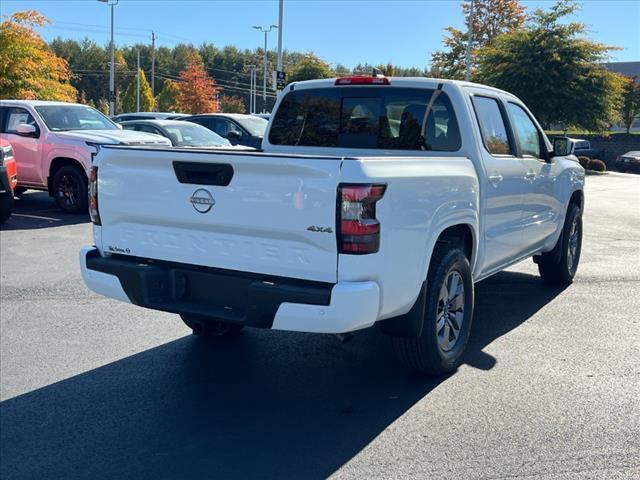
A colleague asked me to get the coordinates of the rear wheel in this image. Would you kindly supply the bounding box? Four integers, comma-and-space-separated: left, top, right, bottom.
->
180, 314, 244, 338
537, 203, 582, 285
52, 165, 87, 214
391, 246, 474, 375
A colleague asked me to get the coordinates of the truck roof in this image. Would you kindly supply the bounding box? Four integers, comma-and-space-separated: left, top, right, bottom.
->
290, 77, 518, 99
0, 99, 89, 108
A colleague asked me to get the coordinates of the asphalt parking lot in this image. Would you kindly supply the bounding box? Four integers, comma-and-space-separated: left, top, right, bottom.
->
1, 173, 638, 480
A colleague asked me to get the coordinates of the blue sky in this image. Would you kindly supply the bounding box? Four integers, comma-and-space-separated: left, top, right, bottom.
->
2, 0, 639, 69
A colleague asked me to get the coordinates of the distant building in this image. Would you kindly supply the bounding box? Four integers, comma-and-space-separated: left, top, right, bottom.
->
604, 61, 640, 82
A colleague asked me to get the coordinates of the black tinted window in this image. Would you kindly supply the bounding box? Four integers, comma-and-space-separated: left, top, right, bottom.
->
472, 96, 511, 155
269, 87, 461, 151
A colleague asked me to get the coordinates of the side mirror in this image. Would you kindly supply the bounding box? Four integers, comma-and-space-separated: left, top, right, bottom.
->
553, 136, 574, 157
227, 130, 241, 140
16, 123, 37, 137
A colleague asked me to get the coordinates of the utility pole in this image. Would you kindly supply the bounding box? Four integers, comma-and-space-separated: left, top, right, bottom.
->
98, 0, 118, 116
247, 65, 256, 114
277, 0, 283, 74
252, 68, 257, 114
465, 0, 474, 81
136, 49, 140, 111
253, 25, 277, 113
151, 31, 156, 102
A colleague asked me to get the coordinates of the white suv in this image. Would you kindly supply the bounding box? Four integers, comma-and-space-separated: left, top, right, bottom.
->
0, 100, 171, 213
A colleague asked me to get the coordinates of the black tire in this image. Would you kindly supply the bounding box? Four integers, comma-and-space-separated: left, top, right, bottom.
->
52, 165, 88, 214
180, 314, 244, 338
0, 195, 13, 224
391, 246, 474, 375
537, 203, 582, 285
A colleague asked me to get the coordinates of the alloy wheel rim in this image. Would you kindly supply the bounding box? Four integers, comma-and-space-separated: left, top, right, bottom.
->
567, 216, 580, 273
436, 270, 465, 352
58, 174, 80, 207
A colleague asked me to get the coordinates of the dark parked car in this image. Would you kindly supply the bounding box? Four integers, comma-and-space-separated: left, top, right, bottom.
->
615, 150, 640, 173
120, 119, 234, 148
569, 138, 603, 159
180, 113, 267, 148
112, 112, 188, 123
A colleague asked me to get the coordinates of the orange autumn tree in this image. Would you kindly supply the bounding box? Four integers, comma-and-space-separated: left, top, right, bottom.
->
176, 54, 220, 113
0, 10, 76, 101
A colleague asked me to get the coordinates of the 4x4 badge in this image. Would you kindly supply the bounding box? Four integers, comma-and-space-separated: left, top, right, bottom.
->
307, 225, 333, 233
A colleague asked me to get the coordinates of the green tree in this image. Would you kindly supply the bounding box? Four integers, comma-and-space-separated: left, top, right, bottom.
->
287, 55, 333, 83
475, 0, 624, 131
0, 11, 76, 101
156, 80, 181, 112
219, 95, 246, 113
620, 77, 640, 133
431, 0, 526, 79
121, 69, 154, 112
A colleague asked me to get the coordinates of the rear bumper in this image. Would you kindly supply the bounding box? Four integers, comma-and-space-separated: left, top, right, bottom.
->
80, 246, 380, 334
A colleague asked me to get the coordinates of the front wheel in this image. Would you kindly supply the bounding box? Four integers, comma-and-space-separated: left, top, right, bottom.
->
537, 203, 582, 285
0, 194, 13, 224
52, 165, 88, 214
391, 246, 474, 375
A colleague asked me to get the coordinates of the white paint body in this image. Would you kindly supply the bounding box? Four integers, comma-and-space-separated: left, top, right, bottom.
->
80, 78, 585, 333
0, 100, 170, 191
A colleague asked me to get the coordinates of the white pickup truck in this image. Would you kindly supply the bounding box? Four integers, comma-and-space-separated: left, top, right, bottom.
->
80, 76, 585, 374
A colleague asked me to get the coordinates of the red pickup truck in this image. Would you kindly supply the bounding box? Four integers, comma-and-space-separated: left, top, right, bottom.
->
0, 138, 18, 223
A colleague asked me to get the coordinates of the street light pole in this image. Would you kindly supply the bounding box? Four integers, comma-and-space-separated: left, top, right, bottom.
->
277, 0, 283, 73
98, 0, 118, 116
253, 25, 277, 113
465, 0, 474, 81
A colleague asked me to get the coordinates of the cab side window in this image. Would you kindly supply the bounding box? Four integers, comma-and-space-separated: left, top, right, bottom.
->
3, 107, 39, 135
507, 103, 541, 158
471, 96, 511, 156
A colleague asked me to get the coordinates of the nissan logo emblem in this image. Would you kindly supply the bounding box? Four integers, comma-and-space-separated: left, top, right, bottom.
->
190, 189, 215, 213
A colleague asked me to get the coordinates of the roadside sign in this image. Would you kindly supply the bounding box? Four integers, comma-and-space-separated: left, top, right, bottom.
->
276, 70, 286, 90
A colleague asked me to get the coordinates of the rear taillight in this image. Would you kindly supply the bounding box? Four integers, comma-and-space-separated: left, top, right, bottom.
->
335, 76, 390, 86
89, 166, 101, 225
338, 183, 386, 254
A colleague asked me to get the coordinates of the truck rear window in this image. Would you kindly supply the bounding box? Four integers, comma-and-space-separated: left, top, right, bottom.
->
269, 87, 461, 151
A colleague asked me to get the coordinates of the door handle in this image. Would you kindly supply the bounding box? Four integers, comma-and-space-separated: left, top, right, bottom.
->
488, 174, 503, 184
525, 171, 536, 181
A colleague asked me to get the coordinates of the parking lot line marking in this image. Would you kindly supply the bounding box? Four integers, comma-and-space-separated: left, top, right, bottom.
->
11, 213, 62, 221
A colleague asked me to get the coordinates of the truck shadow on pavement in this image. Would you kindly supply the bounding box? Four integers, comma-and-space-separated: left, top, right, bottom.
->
0, 272, 567, 480
0, 191, 89, 230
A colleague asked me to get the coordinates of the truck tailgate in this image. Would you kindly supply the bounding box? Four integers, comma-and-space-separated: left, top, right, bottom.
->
96, 147, 343, 283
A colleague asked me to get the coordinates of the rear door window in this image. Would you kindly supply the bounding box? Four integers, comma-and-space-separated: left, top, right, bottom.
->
269, 87, 461, 151
471, 96, 512, 156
